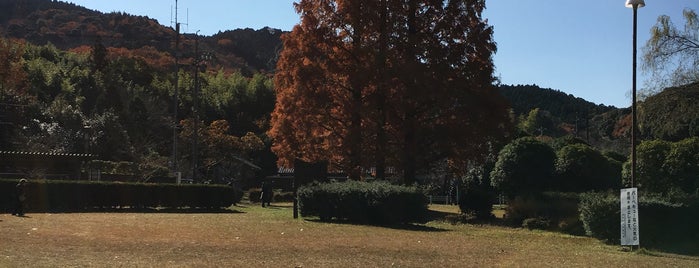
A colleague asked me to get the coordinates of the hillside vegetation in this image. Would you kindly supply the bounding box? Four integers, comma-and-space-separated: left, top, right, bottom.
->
1, 0, 698, 178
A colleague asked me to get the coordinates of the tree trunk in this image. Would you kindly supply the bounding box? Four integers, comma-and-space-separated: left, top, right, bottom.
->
374, 0, 388, 180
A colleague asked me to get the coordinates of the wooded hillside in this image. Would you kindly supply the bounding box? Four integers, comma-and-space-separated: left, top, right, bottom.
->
1, 0, 698, 181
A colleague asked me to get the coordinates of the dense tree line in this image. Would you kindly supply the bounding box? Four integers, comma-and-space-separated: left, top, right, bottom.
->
0, 37, 274, 184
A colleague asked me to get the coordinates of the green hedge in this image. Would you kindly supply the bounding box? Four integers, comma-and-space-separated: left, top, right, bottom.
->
297, 180, 428, 224
0, 179, 242, 212
579, 192, 699, 247
458, 186, 496, 219
505, 192, 583, 234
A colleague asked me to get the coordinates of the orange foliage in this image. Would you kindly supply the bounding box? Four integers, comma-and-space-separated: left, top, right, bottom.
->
217, 39, 233, 47
69, 45, 92, 55
0, 38, 28, 94
614, 114, 632, 138
270, 0, 510, 181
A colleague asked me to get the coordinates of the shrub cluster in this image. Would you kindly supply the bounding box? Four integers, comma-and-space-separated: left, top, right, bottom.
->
522, 217, 551, 230
297, 180, 428, 224
0, 179, 242, 212
458, 185, 496, 219
579, 192, 699, 247
505, 192, 583, 234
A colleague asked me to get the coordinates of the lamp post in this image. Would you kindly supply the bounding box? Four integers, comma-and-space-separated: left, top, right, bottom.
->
626, 0, 644, 188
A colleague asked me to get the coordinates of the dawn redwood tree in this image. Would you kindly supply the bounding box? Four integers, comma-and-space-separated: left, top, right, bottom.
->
270, 0, 510, 182
269, 0, 370, 179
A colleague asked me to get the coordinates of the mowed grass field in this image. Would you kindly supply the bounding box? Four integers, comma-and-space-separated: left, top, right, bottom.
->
1, 203, 697, 267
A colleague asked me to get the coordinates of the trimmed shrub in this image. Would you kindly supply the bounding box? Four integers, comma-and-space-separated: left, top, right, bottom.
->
505, 192, 581, 233
578, 192, 619, 242
522, 217, 551, 230
490, 137, 557, 198
579, 192, 699, 247
0, 179, 242, 212
458, 185, 495, 219
555, 144, 621, 191
444, 213, 477, 225
297, 180, 428, 224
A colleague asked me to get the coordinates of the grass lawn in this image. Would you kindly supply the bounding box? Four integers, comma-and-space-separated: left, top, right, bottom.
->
1, 203, 697, 267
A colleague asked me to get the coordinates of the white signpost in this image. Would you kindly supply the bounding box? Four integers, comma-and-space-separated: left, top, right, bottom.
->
620, 187, 640, 246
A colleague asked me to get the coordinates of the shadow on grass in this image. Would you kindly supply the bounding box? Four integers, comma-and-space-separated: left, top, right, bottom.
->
631, 239, 699, 257
304, 218, 449, 232
635, 246, 699, 259
259, 204, 294, 209
25, 207, 244, 214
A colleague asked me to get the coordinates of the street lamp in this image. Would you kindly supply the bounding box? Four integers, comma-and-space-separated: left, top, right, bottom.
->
626, 0, 644, 188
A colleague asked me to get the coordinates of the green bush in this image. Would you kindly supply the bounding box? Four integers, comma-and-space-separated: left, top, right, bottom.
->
490, 137, 557, 198
579, 192, 699, 247
0, 179, 242, 212
458, 185, 495, 219
555, 144, 620, 191
579, 192, 622, 243
444, 213, 478, 224
297, 180, 428, 224
522, 217, 551, 230
505, 192, 581, 234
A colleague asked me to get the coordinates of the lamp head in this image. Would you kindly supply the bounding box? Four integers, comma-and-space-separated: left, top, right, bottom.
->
625, 0, 645, 8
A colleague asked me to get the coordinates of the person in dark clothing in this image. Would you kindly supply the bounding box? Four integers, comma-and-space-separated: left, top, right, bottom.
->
12, 179, 27, 216
260, 181, 273, 207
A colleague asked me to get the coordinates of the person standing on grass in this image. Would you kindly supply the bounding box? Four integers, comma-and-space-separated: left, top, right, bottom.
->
12, 179, 27, 216
260, 181, 273, 207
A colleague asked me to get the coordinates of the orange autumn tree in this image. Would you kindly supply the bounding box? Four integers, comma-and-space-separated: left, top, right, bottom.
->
270, 0, 511, 183
180, 119, 264, 179
0, 38, 28, 94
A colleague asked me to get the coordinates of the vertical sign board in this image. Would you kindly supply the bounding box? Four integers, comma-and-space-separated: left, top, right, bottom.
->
620, 187, 640, 246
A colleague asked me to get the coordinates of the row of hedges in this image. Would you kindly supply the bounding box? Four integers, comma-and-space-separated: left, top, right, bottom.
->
579, 192, 699, 248
298, 180, 428, 224
0, 179, 242, 212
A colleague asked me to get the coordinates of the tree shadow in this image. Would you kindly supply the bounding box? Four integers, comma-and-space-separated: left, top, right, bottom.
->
260, 204, 294, 210
630, 240, 699, 257
303, 218, 448, 232
28, 207, 244, 214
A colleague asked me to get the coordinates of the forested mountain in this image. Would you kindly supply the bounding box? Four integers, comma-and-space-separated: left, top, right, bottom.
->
638, 82, 699, 141
500, 84, 630, 153
0, 0, 283, 74
500, 82, 699, 153
499, 84, 616, 123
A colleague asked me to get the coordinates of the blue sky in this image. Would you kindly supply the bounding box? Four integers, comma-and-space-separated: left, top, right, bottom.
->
67, 0, 697, 108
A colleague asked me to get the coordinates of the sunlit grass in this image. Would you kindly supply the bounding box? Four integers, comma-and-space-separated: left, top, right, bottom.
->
1, 203, 697, 267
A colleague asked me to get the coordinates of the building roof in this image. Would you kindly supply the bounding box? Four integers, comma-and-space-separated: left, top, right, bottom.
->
0, 151, 92, 158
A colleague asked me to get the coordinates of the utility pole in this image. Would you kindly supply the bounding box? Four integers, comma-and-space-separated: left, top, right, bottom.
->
192, 31, 201, 182
172, 0, 181, 180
